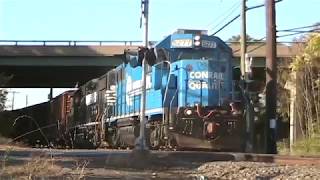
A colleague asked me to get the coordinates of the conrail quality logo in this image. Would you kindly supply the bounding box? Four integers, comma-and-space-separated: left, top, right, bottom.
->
188, 71, 224, 90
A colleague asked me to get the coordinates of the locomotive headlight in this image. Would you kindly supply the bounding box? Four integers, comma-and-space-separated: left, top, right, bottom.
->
194, 35, 201, 41
194, 41, 201, 46
184, 109, 193, 116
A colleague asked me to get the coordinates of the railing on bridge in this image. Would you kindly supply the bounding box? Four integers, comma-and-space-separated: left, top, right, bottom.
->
0, 40, 144, 46
0, 40, 301, 47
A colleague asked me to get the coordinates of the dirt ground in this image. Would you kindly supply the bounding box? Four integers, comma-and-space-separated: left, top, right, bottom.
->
1, 145, 320, 180
0, 155, 198, 179
0, 145, 201, 179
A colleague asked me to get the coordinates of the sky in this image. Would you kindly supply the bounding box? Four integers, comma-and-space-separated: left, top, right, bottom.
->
1, 0, 319, 109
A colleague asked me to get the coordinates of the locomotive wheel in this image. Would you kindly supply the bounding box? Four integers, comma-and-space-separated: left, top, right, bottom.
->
90, 131, 101, 149
149, 129, 160, 149
109, 129, 120, 148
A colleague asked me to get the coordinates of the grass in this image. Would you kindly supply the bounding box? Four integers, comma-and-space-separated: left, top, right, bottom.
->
277, 139, 290, 155
277, 136, 320, 156
0, 136, 11, 145
291, 136, 320, 156
0, 151, 89, 179
1, 151, 64, 179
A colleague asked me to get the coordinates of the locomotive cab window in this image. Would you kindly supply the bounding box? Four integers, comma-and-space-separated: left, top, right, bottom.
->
175, 49, 215, 61
116, 68, 124, 83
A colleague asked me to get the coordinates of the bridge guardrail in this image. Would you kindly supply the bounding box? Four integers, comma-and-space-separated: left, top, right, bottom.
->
0, 40, 144, 46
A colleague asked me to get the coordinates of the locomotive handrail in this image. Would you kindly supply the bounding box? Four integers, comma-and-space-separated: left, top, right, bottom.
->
158, 61, 172, 137
0, 40, 143, 46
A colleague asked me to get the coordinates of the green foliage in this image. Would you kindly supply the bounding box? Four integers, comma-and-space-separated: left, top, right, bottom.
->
277, 136, 320, 156
277, 139, 290, 155
0, 89, 8, 111
291, 33, 320, 71
0, 73, 12, 112
292, 135, 320, 155
227, 34, 260, 42
277, 67, 291, 122
289, 33, 320, 152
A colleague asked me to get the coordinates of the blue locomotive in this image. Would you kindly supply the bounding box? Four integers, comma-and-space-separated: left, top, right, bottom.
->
87, 29, 245, 150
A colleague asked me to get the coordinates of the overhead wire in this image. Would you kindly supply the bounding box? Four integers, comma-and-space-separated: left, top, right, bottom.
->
277, 26, 320, 38
277, 24, 320, 32
278, 29, 320, 33
210, 0, 284, 36
277, 29, 320, 38
205, 1, 240, 29
211, 15, 240, 36
232, 27, 318, 55
232, 36, 266, 54
208, 1, 241, 32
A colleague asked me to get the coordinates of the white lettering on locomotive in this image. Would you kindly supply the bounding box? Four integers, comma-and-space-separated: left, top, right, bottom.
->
188, 71, 224, 90
201, 40, 217, 48
189, 71, 224, 80
188, 80, 224, 90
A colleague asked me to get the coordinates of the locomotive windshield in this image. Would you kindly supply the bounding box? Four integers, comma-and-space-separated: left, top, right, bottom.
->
174, 49, 215, 61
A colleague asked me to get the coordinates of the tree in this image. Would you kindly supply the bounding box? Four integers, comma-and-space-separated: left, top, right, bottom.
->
227, 34, 260, 42
0, 73, 12, 111
0, 89, 8, 111
290, 33, 320, 140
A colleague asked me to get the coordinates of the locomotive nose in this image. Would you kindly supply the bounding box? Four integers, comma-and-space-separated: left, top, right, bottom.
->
205, 122, 220, 139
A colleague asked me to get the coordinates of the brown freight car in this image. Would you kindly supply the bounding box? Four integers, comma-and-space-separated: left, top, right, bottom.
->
0, 90, 77, 148
49, 90, 76, 147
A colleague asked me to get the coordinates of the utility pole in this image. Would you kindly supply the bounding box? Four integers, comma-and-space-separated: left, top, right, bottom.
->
135, 0, 149, 151
241, 0, 254, 153
48, 88, 53, 100
25, 95, 28, 107
240, 0, 247, 78
265, 0, 277, 154
9, 90, 19, 110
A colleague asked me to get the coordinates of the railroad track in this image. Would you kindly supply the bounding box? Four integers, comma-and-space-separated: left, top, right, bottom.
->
1, 147, 319, 166
1, 147, 319, 179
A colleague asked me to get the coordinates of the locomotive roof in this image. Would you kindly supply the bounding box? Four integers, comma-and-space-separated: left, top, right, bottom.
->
154, 33, 232, 53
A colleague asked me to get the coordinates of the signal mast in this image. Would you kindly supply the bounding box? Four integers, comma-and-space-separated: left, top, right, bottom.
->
135, 0, 149, 151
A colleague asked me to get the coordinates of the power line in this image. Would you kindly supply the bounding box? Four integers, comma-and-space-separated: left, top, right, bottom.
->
233, 30, 316, 54
210, 0, 283, 36
277, 31, 308, 38
232, 29, 317, 55
211, 15, 240, 36
205, 1, 240, 28
232, 36, 266, 53
278, 28, 320, 33
278, 24, 320, 32
277, 28, 320, 38
208, 1, 241, 32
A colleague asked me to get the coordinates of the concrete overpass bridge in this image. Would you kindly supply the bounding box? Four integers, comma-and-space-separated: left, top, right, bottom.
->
0, 40, 141, 87
0, 40, 300, 87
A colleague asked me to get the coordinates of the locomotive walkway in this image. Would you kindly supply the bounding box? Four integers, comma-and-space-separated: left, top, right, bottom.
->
0, 40, 300, 87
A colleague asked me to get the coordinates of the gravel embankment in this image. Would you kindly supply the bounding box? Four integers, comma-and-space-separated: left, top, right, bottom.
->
192, 161, 320, 179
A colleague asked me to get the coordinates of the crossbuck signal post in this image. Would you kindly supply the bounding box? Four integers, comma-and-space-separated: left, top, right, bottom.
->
135, 0, 149, 151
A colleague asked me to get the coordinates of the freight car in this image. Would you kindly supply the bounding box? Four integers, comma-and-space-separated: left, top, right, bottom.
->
2, 90, 76, 147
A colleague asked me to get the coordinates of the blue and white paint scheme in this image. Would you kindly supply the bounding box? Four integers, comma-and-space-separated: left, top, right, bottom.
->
111, 29, 234, 122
